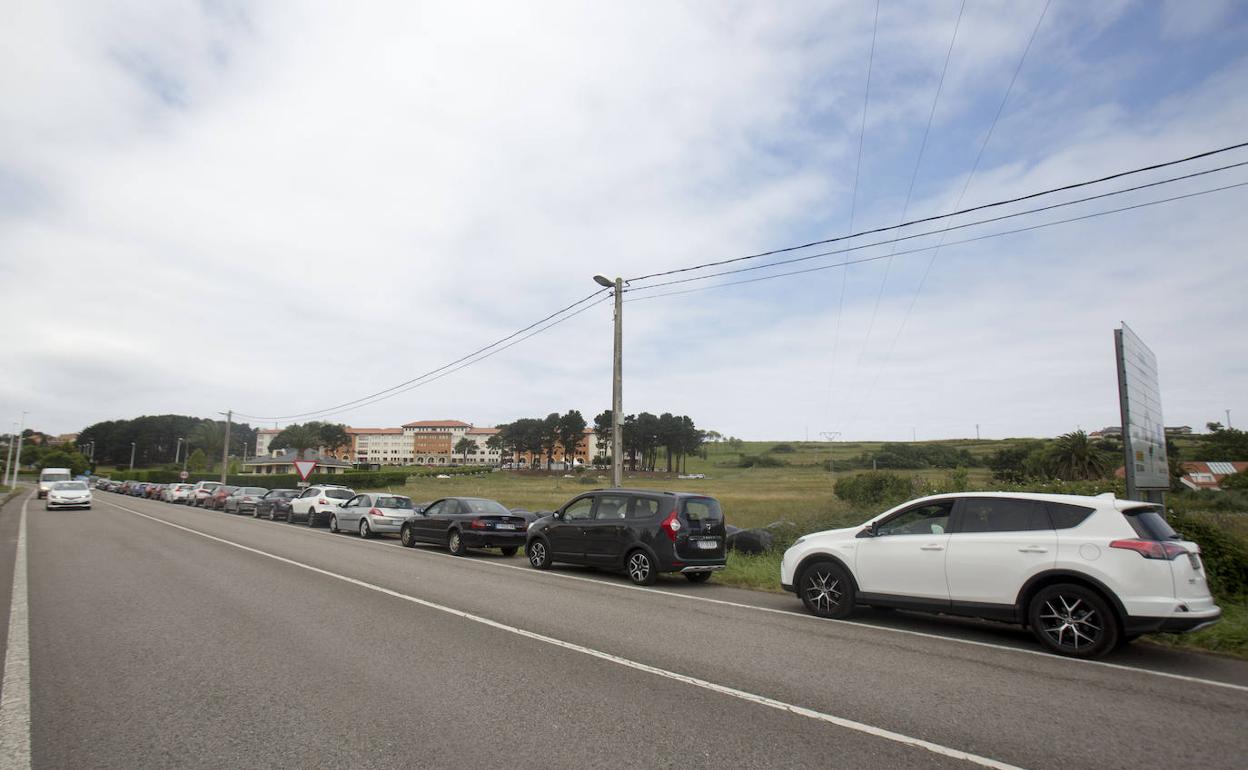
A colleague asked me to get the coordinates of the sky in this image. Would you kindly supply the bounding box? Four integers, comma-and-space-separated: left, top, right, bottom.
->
2, 0, 1246, 442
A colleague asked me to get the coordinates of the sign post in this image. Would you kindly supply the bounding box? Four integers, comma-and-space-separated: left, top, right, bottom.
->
179, 470, 189, 481
1115, 323, 1169, 504
293, 459, 317, 488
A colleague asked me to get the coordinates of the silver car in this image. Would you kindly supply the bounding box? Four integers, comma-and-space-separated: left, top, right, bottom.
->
223, 487, 270, 514
46, 481, 92, 510
330, 493, 416, 538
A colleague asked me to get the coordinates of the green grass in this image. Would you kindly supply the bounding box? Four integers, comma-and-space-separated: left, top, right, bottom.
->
719, 551, 787, 593
1149, 598, 1248, 657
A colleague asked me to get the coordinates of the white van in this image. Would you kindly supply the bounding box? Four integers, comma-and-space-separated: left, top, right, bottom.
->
38, 467, 73, 499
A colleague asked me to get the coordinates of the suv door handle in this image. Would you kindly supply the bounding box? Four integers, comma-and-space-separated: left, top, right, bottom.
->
919, 544, 944, 551
1018, 546, 1048, 553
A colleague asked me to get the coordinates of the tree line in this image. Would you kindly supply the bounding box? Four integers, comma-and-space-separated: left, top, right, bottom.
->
488, 411, 589, 467
592, 411, 705, 473
77, 414, 258, 471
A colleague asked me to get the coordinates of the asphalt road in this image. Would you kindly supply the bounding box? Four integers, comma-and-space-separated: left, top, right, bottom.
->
0, 490, 1245, 769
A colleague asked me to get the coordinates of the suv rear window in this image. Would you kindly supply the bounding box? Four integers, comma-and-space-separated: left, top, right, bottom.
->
1123, 505, 1179, 541
323, 489, 354, 500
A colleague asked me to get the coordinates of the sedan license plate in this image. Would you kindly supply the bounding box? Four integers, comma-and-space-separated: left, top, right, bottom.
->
695, 539, 719, 550
495, 523, 516, 530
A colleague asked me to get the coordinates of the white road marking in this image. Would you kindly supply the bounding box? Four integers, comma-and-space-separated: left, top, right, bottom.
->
0, 494, 32, 769
105, 497, 1248, 695
110, 501, 1021, 769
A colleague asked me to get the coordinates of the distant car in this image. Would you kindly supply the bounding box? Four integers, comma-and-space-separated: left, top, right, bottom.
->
399, 497, 528, 556
330, 493, 416, 538
93, 477, 112, 490
165, 483, 195, 504
206, 485, 239, 510
289, 485, 356, 527
779, 492, 1223, 658
130, 483, 149, 498
189, 481, 222, 507
145, 483, 165, 500
254, 489, 301, 520
526, 489, 727, 585
223, 487, 269, 514
45, 480, 92, 510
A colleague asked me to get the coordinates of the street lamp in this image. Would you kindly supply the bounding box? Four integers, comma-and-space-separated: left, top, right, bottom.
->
11, 411, 27, 487
218, 411, 232, 484
174, 437, 185, 466
3, 422, 16, 488
593, 275, 624, 488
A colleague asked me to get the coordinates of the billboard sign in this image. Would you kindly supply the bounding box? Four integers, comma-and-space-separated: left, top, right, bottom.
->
1115, 323, 1169, 495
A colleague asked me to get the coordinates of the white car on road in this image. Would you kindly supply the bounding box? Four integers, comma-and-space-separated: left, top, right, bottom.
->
781, 492, 1221, 658
45, 480, 92, 510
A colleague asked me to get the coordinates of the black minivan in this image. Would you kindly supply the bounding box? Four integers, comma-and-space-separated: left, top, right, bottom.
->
525, 489, 727, 585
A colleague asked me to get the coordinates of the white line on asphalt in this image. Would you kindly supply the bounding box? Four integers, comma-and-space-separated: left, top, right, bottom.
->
106, 498, 1248, 695
111, 501, 1021, 769
0, 494, 32, 769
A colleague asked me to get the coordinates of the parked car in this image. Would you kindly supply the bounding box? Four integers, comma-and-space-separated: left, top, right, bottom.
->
400, 497, 529, 556
289, 485, 356, 526
145, 483, 166, 500
189, 481, 223, 507
130, 483, 149, 498
45, 480, 92, 510
165, 483, 196, 504
93, 477, 112, 490
117, 481, 137, 495
525, 489, 726, 585
223, 487, 270, 515
204, 485, 238, 510
254, 489, 300, 520
780, 492, 1222, 659
331, 493, 416, 538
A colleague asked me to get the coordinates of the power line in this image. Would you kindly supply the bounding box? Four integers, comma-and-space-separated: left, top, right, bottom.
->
624, 181, 1248, 303
624, 139, 1248, 285
235, 288, 610, 422
627, 160, 1248, 294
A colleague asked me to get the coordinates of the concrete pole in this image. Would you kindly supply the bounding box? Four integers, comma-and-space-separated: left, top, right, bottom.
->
611, 277, 624, 489
12, 413, 25, 486
220, 411, 232, 484
3, 423, 16, 487
129, 442, 136, 471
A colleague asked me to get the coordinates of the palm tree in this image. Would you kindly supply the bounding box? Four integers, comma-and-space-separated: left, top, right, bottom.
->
1047, 430, 1110, 481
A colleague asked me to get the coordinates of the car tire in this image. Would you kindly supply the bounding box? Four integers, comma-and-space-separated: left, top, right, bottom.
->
359, 519, 371, 539
684, 572, 712, 583
307, 509, 318, 527
1028, 583, 1119, 659
329, 515, 339, 533
500, 546, 518, 557
252, 508, 260, 518
447, 530, 467, 556
527, 539, 552, 569
798, 560, 856, 619
626, 550, 658, 586
400, 525, 416, 548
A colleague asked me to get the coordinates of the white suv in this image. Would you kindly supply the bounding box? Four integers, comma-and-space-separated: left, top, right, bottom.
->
289, 485, 356, 527
780, 492, 1221, 658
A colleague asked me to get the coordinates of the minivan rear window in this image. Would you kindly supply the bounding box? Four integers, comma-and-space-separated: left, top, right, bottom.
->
1123, 505, 1179, 541
682, 498, 722, 522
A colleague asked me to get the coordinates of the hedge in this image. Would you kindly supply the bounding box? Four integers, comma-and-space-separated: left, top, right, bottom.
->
118, 469, 412, 488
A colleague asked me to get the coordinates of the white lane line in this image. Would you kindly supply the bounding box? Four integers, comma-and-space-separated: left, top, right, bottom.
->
0, 494, 32, 769
107, 498, 1248, 695
110, 501, 1021, 770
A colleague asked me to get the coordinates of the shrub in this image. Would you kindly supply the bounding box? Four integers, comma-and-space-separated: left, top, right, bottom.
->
1169, 510, 1248, 598
834, 472, 914, 508
738, 454, 786, 468
1221, 473, 1248, 491
769, 443, 796, 454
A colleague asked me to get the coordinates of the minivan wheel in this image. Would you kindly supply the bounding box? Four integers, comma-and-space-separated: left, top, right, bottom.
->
447, 530, 467, 556
400, 525, 416, 548
528, 540, 552, 569
1028, 583, 1119, 658
799, 560, 855, 619
626, 550, 657, 586
684, 571, 712, 583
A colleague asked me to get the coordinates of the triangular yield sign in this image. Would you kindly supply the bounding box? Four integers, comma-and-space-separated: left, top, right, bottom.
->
293, 460, 318, 481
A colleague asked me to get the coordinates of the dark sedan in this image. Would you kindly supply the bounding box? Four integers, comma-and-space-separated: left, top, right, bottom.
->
399, 497, 528, 556
255, 489, 300, 520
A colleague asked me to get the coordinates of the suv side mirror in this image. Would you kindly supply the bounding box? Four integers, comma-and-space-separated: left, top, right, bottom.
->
857, 522, 878, 538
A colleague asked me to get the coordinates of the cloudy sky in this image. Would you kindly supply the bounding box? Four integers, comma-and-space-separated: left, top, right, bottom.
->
2, 0, 1246, 441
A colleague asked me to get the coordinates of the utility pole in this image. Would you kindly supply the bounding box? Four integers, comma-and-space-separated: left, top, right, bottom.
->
129, 442, 136, 471
219, 410, 232, 484
174, 437, 183, 466
3, 422, 16, 488
594, 275, 624, 488
1227, 409, 1232, 430
976, 424, 980, 440
12, 411, 27, 486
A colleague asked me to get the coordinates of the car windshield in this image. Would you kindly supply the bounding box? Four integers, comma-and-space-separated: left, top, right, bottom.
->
323, 489, 354, 500
53, 481, 88, 491
375, 496, 413, 509
462, 499, 509, 515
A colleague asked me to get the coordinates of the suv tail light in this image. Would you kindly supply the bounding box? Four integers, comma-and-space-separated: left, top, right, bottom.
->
318, 498, 329, 505
661, 510, 681, 542
1110, 539, 1188, 560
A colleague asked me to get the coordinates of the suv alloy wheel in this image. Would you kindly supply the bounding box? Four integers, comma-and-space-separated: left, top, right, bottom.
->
1028, 583, 1119, 658
799, 560, 855, 619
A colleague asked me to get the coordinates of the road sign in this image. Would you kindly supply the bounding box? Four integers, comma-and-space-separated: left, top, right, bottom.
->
179, 470, 189, 480
1115, 323, 1168, 500
293, 460, 317, 481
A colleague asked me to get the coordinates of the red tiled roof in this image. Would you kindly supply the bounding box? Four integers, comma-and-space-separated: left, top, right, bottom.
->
347, 427, 405, 434
402, 420, 471, 428
466, 427, 500, 435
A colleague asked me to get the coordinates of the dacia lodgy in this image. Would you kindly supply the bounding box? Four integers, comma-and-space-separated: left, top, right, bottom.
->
526, 489, 727, 585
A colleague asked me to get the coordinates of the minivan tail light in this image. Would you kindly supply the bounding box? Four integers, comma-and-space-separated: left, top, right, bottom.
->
661, 510, 681, 542
1110, 539, 1188, 560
